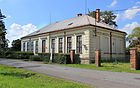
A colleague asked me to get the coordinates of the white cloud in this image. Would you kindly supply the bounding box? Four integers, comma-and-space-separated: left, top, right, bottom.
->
123, 6, 140, 20
136, 1, 140, 4
108, 0, 117, 7
120, 22, 140, 35
7, 23, 37, 47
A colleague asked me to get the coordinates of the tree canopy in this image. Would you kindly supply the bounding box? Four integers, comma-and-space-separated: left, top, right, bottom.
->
88, 10, 117, 27
127, 27, 140, 47
11, 39, 21, 51
0, 9, 7, 49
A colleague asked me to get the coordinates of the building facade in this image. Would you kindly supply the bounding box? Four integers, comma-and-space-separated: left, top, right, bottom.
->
21, 11, 126, 64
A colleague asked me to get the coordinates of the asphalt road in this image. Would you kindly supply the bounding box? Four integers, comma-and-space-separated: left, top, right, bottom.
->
0, 58, 140, 88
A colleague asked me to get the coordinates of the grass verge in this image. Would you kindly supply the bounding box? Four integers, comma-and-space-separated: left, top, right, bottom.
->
61, 63, 140, 73
0, 64, 94, 88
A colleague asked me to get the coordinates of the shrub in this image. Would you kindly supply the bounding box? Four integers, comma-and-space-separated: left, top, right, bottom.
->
29, 55, 41, 61
42, 56, 50, 63
2, 51, 34, 59
74, 54, 81, 64
38, 53, 71, 64
15, 51, 34, 59
38, 53, 50, 63
53, 53, 71, 64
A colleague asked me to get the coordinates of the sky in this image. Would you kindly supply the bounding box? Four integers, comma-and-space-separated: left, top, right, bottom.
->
0, 0, 140, 47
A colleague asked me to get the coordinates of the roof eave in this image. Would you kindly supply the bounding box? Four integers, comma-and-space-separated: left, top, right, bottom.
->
21, 24, 127, 39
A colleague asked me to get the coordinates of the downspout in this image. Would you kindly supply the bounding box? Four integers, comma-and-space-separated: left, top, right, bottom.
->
110, 32, 112, 60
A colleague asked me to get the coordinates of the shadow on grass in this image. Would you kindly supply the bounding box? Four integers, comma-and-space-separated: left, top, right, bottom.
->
0, 72, 36, 78
18, 65, 41, 69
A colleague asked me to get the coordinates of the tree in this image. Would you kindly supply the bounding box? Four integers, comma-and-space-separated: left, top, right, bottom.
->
0, 9, 7, 49
11, 39, 21, 51
88, 10, 117, 27
127, 27, 140, 47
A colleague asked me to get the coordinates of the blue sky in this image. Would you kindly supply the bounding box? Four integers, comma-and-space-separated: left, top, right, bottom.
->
0, 0, 140, 46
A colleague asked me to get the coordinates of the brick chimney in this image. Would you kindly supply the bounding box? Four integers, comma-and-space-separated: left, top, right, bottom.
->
77, 13, 82, 17
96, 9, 100, 22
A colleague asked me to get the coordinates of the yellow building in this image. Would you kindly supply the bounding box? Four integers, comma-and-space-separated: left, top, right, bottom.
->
21, 10, 126, 64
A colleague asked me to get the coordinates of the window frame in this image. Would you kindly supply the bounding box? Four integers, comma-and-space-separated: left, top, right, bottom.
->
31, 41, 34, 52
35, 40, 38, 54
42, 40, 46, 53
67, 36, 72, 53
58, 38, 63, 53
51, 39, 55, 53
27, 42, 30, 51
23, 42, 25, 51
76, 35, 82, 54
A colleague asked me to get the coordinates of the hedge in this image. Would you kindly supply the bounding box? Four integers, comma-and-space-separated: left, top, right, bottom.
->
38, 53, 80, 64
4, 51, 34, 59
1, 51, 80, 64
29, 55, 41, 61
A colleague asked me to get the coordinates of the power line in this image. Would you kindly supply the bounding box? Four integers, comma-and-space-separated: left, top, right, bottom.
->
111, 7, 140, 12
88, 7, 140, 13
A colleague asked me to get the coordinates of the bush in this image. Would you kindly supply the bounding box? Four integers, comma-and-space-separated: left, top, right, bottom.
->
29, 55, 41, 61
15, 51, 34, 59
38, 53, 50, 63
53, 53, 71, 64
2, 51, 34, 59
74, 54, 81, 64
38, 53, 71, 64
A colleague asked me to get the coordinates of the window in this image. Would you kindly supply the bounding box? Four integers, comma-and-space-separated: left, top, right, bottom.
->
58, 38, 63, 53
112, 39, 116, 53
120, 40, 123, 53
23, 42, 25, 51
67, 37, 72, 53
104, 37, 109, 53
27, 42, 30, 51
35, 41, 38, 53
76, 35, 82, 53
51, 39, 55, 53
42, 40, 46, 53
31, 41, 34, 52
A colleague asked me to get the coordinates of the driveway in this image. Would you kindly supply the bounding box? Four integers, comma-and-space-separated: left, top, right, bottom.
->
0, 58, 140, 88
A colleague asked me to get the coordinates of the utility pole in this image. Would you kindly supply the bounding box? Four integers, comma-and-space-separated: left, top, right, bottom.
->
85, 0, 87, 14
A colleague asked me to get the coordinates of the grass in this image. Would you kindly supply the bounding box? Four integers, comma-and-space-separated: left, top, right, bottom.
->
0, 64, 94, 88
61, 63, 140, 73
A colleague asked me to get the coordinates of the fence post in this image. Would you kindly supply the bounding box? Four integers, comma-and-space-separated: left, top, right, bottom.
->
130, 48, 140, 70
70, 50, 75, 64
95, 50, 101, 67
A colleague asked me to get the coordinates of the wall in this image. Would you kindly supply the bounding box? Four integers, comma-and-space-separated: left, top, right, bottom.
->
89, 26, 126, 61
21, 26, 91, 64
21, 25, 126, 64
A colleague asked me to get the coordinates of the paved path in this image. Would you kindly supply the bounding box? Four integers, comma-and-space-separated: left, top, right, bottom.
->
0, 58, 140, 88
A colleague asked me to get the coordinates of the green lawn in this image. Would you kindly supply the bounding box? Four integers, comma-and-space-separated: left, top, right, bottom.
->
61, 63, 140, 73
0, 64, 94, 88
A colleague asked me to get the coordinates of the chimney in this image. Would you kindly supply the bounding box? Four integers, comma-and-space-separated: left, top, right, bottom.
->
96, 9, 100, 22
77, 13, 82, 17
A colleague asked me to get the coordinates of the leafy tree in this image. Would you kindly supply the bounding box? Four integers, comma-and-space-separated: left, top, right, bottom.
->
0, 9, 7, 49
88, 10, 117, 27
127, 27, 140, 47
11, 39, 21, 51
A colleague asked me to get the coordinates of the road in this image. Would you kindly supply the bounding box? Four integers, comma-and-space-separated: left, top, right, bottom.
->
0, 58, 140, 88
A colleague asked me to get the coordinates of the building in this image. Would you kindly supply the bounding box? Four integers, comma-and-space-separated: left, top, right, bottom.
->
21, 9, 127, 64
